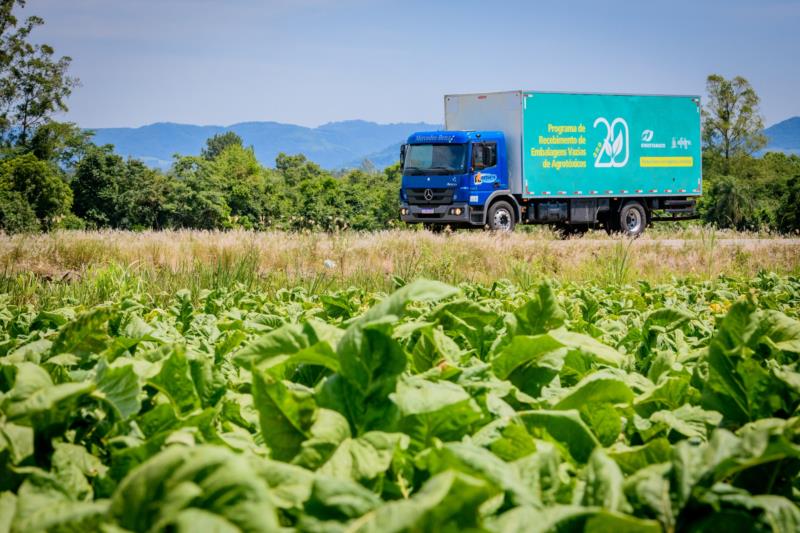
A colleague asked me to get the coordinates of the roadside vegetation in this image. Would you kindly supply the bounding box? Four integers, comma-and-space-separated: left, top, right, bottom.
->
1, 229, 798, 308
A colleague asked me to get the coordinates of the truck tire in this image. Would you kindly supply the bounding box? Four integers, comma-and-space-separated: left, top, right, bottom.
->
618, 201, 647, 237
487, 201, 515, 232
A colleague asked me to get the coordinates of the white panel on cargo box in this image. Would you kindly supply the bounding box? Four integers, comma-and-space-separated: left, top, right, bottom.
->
444, 92, 523, 195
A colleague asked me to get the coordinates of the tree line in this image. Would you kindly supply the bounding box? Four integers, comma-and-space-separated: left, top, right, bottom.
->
0, 1, 798, 234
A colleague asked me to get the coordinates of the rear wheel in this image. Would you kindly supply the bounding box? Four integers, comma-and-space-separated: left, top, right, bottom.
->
618, 201, 647, 237
487, 201, 516, 232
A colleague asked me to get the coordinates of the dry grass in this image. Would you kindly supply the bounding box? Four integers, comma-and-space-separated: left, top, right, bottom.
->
1, 229, 798, 302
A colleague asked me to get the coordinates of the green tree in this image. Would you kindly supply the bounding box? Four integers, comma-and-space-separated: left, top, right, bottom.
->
0, 189, 38, 233
702, 75, 767, 171
0, 152, 71, 224
165, 155, 231, 229
701, 175, 755, 231
212, 144, 269, 228
71, 145, 124, 227
275, 153, 325, 187
116, 160, 171, 230
777, 176, 800, 234
0, 0, 78, 145
28, 121, 94, 168
201, 131, 244, 160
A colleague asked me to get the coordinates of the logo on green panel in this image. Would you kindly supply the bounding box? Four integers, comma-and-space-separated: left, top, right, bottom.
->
593, 117, 629, 168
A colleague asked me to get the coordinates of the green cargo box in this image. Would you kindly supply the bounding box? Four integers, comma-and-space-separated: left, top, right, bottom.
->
521, 92, 702, 198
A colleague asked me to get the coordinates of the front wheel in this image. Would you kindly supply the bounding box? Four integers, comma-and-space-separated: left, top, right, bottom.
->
618, 201, 647, 237
487, 201, 516, 232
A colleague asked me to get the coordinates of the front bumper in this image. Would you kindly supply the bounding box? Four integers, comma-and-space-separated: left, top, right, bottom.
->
400, 203, 475, 225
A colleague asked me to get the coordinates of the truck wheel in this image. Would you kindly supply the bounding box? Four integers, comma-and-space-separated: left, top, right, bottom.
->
487, 201, 516, 232
618, 202, 647, 237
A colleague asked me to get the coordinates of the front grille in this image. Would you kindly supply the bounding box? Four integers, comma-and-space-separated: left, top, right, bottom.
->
407, 188, 455, 205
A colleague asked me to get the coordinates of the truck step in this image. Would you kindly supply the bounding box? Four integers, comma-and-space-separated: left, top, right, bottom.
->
663, 199, 696, 208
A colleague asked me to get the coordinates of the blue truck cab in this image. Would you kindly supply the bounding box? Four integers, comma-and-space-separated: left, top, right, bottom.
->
399, 130, 515, 230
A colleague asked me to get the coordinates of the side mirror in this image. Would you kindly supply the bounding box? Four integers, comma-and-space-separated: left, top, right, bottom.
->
399, 144, 407, 167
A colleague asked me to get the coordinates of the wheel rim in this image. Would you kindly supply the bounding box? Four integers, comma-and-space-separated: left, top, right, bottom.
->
493, 208, 512, 231
625, 208, 642, 233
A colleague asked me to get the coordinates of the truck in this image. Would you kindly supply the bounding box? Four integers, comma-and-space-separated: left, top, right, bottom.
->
399, 91, 702, 236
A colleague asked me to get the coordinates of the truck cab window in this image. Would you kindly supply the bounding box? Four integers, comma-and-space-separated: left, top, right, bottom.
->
402, 144, 467, 175
472, 142, 497, 170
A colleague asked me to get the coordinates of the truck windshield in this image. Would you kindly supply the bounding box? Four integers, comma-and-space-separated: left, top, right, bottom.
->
403, 144, 467, 175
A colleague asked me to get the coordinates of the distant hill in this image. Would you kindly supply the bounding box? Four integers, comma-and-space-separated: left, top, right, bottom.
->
765, 116, 800, 155
89, 120, 440, 170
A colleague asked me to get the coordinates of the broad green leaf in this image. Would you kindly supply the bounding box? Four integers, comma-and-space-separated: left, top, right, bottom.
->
233, 319, 343, 374
491, 334, 565, 380
552, 371, 634, 410
345, 470, 497, 532
5, 380, 94, 424
489, 505, 661, 533
579, 403, 623, 447
48, 306, 113, 363
337, 318, 406, 397
0, 420, 33, 466
416, 441, 538, 507
252, 371, 317, 461
471, 418, 538, 461
248, 457, 314, 511
582, 449, 628, 512
336, 280, 458, 396
161, 508, 239, 533
549, 329, 627, 367
608, 438, 672, 475
110, 445, 280, 532
391, 376, 482, 452
355, 280, 459, 325
303, 475, 381, 522
509, 282, 567, 336
0, 492, 16, 533
520, 409, 600, 463
293, 408, 351, 470
147, 349, 200, 416
318, 431, 408, 482
93, 359, 141, 419
648, 404, 722, 440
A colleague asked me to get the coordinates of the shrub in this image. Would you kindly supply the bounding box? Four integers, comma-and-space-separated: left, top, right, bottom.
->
0, 190, 40, 233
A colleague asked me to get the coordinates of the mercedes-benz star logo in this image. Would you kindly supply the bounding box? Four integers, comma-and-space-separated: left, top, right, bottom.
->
423, 188, 434, 201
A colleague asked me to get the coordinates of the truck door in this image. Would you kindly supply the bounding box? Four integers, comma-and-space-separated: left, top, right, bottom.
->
470, 140, 506, 204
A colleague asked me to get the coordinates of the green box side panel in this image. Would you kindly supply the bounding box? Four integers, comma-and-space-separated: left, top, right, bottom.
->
521, 93, 702, 198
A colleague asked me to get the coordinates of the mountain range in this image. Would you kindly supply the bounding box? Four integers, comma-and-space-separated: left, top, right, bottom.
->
89, 116, 800, 170
90, 120, 439, 170
764, 116, 800, 156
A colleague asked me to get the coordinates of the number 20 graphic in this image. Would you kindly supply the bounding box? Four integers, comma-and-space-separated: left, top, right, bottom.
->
593, 117, 629, 168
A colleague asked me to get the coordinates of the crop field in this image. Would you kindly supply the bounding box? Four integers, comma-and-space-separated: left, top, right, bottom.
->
1, 230, 800, 531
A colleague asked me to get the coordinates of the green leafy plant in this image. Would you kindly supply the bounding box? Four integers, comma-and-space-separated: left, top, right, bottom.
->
1, 276, 799, 531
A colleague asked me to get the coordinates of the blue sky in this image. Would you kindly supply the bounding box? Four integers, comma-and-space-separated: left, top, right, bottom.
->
25, 0, 800, 128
